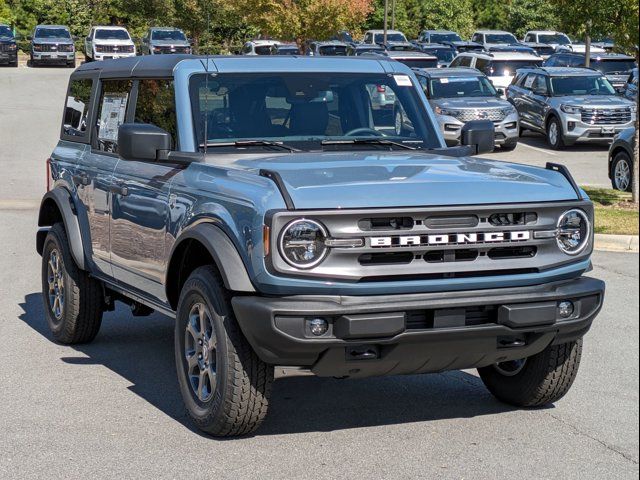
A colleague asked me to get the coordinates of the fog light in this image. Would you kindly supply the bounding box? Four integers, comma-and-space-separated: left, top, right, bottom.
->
308, 318, 328, 336
557, 301, 574, 319
567, 121, 576, 131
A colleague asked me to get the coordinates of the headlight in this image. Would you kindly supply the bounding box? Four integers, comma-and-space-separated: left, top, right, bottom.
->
629, 103, 637, 113
279, 219, 328, 268
8, 43, 17, 50
435, 106, 461, 118
556, 209, 591, 255
560, 104, 581, 114
33, 44, 42, 52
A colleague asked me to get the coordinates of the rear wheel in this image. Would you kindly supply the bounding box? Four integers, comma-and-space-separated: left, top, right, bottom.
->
41, 223, 103, 344
546, 116, 565, 150
174, 265, 273, 436
478, 339, 582, 407
610, 151, 633, 192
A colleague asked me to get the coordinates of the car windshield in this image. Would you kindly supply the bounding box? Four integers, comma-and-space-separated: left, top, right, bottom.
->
538, 33, 571, 45
395, 57, 438, 69
151, 30, 186, 41
95, 29, 130, 40
190, 72, 439, 151
35, 28, 71, 39
275, 47, 299, 55
484, 60, 542, 76
374, 33, 407, 43
0, 26, 13, 38
485, 33, 518, 44
430, 33, 462, 43
318, 45, 347, 56
593, 60, 637, 74
550, 75, 616, 96
429, 76, 497, 99
427, 48, 456, 63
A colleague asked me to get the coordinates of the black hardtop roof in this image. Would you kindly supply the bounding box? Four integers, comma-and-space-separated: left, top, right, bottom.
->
75, 54, 195, 78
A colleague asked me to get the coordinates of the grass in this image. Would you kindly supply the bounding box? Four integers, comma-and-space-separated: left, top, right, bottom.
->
582, 187, 639, 235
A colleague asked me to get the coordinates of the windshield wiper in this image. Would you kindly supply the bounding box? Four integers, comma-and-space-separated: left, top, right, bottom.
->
200, 140, 300, 152
321, 138, 418, 150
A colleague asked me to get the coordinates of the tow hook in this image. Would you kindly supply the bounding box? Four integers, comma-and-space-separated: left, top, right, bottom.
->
346, 345, 379, 360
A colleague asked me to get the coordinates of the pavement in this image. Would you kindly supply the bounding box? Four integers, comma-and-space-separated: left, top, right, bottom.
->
1, 65, 638, 480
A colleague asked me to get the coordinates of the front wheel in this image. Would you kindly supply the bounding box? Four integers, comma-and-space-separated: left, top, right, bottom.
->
501, 139, 518, 151
175, 266, 274, 436
546, 117, 565, 150
478, 339, 582, 407
610, 151, 633, 192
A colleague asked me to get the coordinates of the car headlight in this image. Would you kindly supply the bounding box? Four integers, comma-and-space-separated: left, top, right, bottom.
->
556, 209, 591, 255
8, 43, 17, 50
560, 104, 581, 114
629, 103, 637, 113
435, 106, 461, 118
33, 44, 42, 52
279, 219, 329, 268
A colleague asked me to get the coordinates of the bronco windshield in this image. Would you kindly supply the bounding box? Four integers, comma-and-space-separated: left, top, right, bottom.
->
35, 27, 71, 39
550, 75, 616, 96
428, 76, 497, 99
190, 72, 439, 151
538, 33, 571, 45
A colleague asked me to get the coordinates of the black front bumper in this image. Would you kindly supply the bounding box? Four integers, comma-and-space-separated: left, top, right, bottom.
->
232, 276, 605, 378
0, 52, 18, 64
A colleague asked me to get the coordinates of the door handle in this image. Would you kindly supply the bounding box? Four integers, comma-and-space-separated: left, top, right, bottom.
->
109, 184, 129, 196
72, 174, 90, 186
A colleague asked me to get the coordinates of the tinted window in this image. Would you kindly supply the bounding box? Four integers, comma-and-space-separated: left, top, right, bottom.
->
95, 29, 130, 40
524, 34, 534, 42
593, 60, 636, 74
254, 45, 272, 55
0, 25, 13, 38
532, 75, 548, 94
550, 75, 616, 95
374, 33, 407, 43
134, 79, 177, 147
485, 33, 518, 44
151, 30, 186, 41
475, 57, 489, 71
395, 58, 438, 69
35, 28, 71, 39
430, 33, 462, 43
318, 45, 347, 56
538, 33, 570, 45
568, 56, 584, 67
63, 79, 92, 138
96, 80, 132, 153
459, 56, 473, 67
429, 76, 497, 99
425, 48, 455, 63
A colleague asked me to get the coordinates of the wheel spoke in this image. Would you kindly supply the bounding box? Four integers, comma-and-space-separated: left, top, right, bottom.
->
197, 371, 207, 399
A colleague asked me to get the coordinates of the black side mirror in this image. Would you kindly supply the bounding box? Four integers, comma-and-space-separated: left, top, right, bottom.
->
461, 120, 494, 155
118, 123, 172, 161
496, 88, 505, 97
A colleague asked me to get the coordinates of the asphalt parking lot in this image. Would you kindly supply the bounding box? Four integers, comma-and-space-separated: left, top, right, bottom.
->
1, 65, 638, 479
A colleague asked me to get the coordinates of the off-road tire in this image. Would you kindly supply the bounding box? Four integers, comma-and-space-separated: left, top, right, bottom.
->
546, 116, 565, 150
175, 265, 274, 437
478, 339, 583, 407
41, 223, 103, 344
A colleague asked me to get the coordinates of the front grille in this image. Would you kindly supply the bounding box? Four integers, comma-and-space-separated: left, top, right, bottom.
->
96, 44, 134, 53
155, 45, 189, 54
0, 43, 16, 52
581, 107, 632, 125
39, 43, 73, 52
406, 306, 498, 329
456, 108, 507, 122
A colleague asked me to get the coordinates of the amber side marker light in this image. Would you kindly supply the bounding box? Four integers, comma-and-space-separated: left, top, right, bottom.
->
263, 225, 271, 257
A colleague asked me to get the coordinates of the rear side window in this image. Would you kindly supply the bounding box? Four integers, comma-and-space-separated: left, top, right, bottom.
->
96, 80, 132, 153
134, 79, 178, 147
63, 78, 93, 140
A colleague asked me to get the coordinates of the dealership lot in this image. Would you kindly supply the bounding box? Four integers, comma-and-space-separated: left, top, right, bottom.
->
0, 66, 638, 479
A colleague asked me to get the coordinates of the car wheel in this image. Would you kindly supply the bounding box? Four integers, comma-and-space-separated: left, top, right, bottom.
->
175, 265, 274, 437
611, 151, 633, 192
501, 140, 518, 151
67, 59, 76, 68
41, 223, 104, 344
546, 117, 564, 150
478, 339, 582, 407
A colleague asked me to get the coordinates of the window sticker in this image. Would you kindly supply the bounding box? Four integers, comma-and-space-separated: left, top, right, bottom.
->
394, 75, 413, 87
98, 93, 128, 141
524, 75, 535, 89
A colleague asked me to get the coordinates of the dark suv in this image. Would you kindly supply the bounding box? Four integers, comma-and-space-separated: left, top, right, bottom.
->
544, 52, 637, 92
37, 55, 604, 437
0, 24, 18, 67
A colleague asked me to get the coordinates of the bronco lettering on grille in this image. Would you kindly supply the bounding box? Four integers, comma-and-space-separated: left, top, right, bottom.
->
369, 231, 530, 247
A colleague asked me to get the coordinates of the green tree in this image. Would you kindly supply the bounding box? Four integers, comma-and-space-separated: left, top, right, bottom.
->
508, 0, 560, 39
472, 0, 511, 31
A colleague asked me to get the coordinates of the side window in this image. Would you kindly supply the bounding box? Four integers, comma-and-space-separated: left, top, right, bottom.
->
134, 79, 178, 147
545, 56, 557, 66
95, 80, 132, 153
524, 34, 532, 42
532, 75, 548, 95
523, 73, 536, 90
449, 57, 461, 67
475, 57, 488, 72
569, 56, 584, 67
459, 56, 473, 67
471, 34, 480, 43
417, 75, 429, 96
63, 78, 93, 139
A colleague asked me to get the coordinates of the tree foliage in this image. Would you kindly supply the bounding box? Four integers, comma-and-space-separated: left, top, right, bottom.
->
507, 0, 560, 39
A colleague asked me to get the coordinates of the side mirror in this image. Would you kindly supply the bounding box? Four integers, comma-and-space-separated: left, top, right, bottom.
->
461, 120, 494, 155
496, 88, 505, 97
118, 123, 172, 161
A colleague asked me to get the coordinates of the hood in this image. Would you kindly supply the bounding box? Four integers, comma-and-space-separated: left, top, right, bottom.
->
0, 37, 15, 43
34, 37, 73, 44
431, 96, 509, 109
549, 95, 634, 108
222, 151, 579, 209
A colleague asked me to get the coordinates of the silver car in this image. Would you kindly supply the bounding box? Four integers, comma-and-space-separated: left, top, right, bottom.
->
507, 67, 637, 149
29, 25, 76, 67
414, 67, 519, 150
141, 27, 191, 55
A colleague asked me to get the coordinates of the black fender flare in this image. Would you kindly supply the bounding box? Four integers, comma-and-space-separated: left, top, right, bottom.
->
167, 222, 256, 294
36, 188, 86, 270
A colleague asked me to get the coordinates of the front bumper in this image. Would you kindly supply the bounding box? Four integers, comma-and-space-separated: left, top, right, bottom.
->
560, 112, 634, 144
32, 51, 75, 62
0, 51, 18, 64
232, 276, 604, 378
93, 51, 136, 61
438, 112, 519, 146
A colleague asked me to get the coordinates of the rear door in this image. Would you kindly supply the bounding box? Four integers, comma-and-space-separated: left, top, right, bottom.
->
109, 78, 180, 302
528, 74, 550, 129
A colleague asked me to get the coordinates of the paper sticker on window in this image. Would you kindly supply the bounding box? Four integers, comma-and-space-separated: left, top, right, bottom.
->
439, 78, 449, 84
524, 75, 535, 88
394, 75, 413, 87
98, 93, 128, 142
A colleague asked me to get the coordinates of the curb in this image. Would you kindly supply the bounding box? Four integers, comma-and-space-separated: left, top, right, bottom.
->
594, 234, 639, 253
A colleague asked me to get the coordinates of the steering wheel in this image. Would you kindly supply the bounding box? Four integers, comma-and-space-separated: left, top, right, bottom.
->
345, 127, 384, 137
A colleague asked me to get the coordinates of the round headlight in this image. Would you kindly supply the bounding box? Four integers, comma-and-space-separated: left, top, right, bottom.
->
556, 209, 590, 255
279, 219, 328, 269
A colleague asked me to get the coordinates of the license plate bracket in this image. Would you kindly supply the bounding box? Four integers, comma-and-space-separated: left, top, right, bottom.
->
601, 126, 615, 135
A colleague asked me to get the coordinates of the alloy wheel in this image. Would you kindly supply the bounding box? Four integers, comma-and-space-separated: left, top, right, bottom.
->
47, 249, 65, 320
548, 122, 558, 146
614, 159, 631, 191
184, 302, 218, 402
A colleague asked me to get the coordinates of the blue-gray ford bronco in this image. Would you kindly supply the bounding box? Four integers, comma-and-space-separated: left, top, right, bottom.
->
37, 55, 605, 437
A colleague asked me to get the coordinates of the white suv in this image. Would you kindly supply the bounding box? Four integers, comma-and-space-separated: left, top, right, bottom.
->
449, 51, 543, 96
522, 30, 605, 54
362, 29, 408, 45
241, 40, 280, 55
84, 26, 136, 62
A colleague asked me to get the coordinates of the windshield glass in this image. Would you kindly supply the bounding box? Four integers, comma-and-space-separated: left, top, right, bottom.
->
151, 30, 186, 41
538, 33, 571, 45
485, 60, 542, 76
275, 46, 299, 55
396, 57, 438, 69
0, 26, 13, 38
254, 45, 272, 55
429, 76, 497, 99
190, 73, 439, 151
485, 33, 518, 44
374, 33, 407, 43
430, 33, 462, 43
593, 60, 636, 74
95, 29, 130, 40
318, 45, 347, 56
35, 28, 71, 39
550, 75, 616, 95
426, 48, 455, 63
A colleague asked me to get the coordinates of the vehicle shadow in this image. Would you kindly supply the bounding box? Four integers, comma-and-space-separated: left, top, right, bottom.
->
19, 292, 521, 438
518, 130, 610, 153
